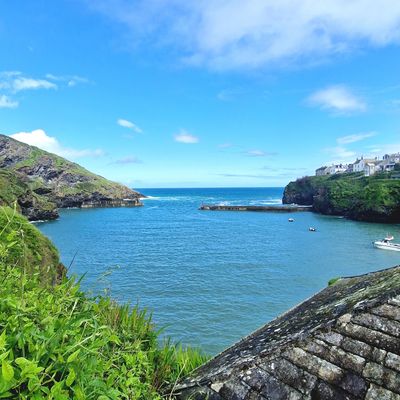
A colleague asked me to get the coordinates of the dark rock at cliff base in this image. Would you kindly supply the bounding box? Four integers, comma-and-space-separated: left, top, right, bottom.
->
0, 169, 59, 221
0, 134, 143, 220
282, 174, 400, 223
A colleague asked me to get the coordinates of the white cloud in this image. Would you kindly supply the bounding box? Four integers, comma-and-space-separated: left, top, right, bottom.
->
12, 77, 57, 92
245, 149, 276, 157
324, 146, 356, 161
46, 74, 90, 87
174, 130, 199, 143
9, 129, 105, 159
367, 143, 400, 155
246, 149, 267, 157
337, 132, 376, 144
0, 95, 18, 109
117, 118, 143, 133
307, 85, 366, 114
88, 0, 400, 70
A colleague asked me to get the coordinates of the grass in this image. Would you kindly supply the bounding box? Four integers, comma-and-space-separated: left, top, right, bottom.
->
0, 170, 57, 218
285, 172, 400, 220
0, 207, 208, 399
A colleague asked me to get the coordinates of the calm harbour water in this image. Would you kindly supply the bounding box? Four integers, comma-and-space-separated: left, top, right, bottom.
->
38, 187, 400, 355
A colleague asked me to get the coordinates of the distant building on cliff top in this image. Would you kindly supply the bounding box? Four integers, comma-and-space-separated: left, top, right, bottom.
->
315, 152, 400, 177
315, 164, 348, 176
175, 266, 400, 400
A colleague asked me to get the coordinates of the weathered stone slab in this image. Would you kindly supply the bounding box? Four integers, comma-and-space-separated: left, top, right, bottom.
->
341, 336, 373, 359
301, 339, 365, 374
372, 304, 400, 322
259, 357, 317, 395
366, 383, 400, 400
352, 313, 400, 337
310, 380, 357, 400
385, 352, 400, 372
339, 323, 400, 355
284, 347, 344, 384
363, 362, 400, 394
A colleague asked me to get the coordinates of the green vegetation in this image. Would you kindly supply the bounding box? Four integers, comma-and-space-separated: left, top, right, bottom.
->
328, 277, 340, 286
0, 209, 208, 399
0, 207, 62, 284
0, 170, 58, 221
0, 134, 142, 219
283, 172, 400, 222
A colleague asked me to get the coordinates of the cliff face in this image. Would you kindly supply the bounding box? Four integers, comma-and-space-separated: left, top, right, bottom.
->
0, 134, 143, 220
283, 174, 400, 223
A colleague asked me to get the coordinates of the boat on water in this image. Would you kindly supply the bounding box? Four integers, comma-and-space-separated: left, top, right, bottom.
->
288, 218, 294, 222
373, 235, 400, 252
309, 227, 316, 232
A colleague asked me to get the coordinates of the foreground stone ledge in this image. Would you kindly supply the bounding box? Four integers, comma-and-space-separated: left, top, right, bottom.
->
175, 266, 400, 399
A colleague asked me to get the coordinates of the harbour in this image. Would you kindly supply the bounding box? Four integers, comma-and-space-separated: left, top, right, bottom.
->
199, 204, 313, 212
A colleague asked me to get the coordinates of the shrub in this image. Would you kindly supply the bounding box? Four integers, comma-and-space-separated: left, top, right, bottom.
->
0, 208, 208, 399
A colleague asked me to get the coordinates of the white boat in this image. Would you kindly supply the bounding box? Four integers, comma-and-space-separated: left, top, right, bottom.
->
373, 236, 400, 252
288, 218, 294, 222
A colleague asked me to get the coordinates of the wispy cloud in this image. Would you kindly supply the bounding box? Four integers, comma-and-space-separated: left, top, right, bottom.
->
367, 143, 400, 155
307, 85, 366, 114
87, 1, 400, 70
0, 95, 18, 109
323, 146, 356, 161
337, 132, 376, 144
245, 149, 276, 157
110, 156, 142, 164
46, 74, 90, 87
117, 118, 143, 133
9, 129, 105, 159
174, 130, 199, 144
12, 77, 57, 92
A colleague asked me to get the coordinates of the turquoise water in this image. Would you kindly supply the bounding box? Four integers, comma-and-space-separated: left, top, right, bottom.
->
38, 187, 400, 355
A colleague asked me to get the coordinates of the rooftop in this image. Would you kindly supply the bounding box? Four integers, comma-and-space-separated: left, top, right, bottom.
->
175, 265, 400, 400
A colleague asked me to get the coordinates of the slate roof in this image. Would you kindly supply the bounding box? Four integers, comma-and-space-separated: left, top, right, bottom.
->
175, 266, 400, 400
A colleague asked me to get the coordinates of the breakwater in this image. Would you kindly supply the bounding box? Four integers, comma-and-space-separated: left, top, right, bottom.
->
81, 199, 143, 208
199, 204, 312, 212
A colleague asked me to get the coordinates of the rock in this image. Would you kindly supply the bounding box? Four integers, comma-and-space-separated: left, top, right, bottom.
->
0, 134, 144, 220
282, 174, 400, 223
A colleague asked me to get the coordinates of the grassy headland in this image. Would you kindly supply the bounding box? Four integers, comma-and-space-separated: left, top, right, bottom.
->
0, 134, 143, 221
283, 171, 400, 222
0, 208, 207, 399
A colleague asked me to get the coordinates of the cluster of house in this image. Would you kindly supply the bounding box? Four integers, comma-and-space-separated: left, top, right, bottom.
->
316, 152, 400, 177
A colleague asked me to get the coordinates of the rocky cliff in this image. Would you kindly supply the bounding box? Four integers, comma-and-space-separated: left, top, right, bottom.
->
0, 134, 143, 221
283, 173, 400, 223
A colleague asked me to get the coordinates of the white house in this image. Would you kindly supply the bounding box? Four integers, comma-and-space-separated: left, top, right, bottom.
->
325, 164, 348, 175
364, 163, 377, 177
315, 166, 328, 176
353, 158, 377, 173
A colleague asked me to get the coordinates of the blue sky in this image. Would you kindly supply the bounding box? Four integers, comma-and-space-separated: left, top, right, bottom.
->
0, 1, 400, 188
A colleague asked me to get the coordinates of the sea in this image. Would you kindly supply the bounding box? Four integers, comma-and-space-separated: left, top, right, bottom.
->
37, 187, 400, 355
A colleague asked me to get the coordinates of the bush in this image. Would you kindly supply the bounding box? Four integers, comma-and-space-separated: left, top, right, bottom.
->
0, 209, 208, 399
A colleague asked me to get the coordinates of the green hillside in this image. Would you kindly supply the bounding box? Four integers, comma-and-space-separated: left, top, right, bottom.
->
0, 135, 142, 220
283, 172, 400, 222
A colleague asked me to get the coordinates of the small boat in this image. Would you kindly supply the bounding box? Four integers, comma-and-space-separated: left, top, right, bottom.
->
309, 227, 316, 232
373, 236, 400, 252
288, 218, 294, 222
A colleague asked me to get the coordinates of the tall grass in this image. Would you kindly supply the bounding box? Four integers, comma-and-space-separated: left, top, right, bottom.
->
0, 207, 208, 399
